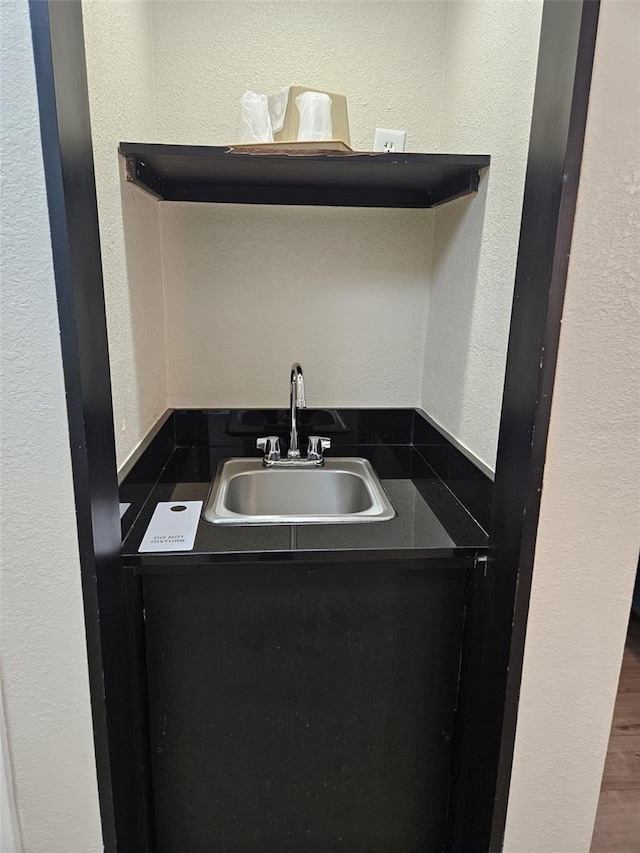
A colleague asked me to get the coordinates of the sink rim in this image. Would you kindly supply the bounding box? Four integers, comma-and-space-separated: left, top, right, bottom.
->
202, 457, 396, 525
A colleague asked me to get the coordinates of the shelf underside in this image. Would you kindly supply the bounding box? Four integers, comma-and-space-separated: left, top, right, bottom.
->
120, 143, 490, 209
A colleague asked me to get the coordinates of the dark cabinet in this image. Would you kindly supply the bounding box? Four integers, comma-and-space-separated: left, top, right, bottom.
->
142, 559, 467, 852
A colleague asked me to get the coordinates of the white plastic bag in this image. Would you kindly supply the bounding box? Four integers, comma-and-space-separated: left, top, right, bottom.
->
237, 91, 273, 143
267, 88, 290, 135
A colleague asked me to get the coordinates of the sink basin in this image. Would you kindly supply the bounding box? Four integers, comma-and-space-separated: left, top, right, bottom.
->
202, 458, 395, 525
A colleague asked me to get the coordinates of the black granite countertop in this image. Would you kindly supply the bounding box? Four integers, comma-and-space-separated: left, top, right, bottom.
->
121, 425, 488, 567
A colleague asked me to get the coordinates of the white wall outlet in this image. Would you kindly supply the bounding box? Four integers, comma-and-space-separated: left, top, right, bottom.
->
373, 128, 406, 153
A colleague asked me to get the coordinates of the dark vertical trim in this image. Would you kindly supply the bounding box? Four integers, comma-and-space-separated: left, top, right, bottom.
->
449, 2, 601, 850
28, 2, 135, 850
123, 572, 156, 850
493, 0, 600, 849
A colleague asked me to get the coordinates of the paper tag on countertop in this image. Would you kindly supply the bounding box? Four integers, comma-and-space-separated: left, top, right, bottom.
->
138, 501, 202, 553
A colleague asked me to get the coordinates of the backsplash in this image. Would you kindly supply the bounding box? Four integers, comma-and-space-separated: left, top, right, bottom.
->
119, 409, 493, 541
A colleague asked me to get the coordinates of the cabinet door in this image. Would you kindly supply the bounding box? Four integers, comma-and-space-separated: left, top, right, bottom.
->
143, 560, 466, 853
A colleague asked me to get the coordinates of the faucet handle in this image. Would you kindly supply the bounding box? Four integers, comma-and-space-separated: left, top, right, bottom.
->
307, 436, 331, 462
256, 436, 281, 462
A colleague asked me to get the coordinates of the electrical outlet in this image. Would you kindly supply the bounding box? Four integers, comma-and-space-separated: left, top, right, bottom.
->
373, 128, 406, 153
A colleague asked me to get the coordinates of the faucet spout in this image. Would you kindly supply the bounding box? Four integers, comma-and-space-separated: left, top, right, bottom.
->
288, 362, 306, 458
257, 363, 329, 467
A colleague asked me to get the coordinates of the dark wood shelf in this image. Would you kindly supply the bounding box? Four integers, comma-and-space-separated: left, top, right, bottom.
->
119, 143, 490, 209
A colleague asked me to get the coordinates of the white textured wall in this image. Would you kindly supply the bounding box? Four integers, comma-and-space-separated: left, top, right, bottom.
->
151, 0, 448, 151
151, 0, 540, 462
504, 0, 640, 850
162, 204, 432, 408
0, 1, 102, 850
83, 0, 166, 470
83, 1, 541, 468
152, 0, 445, 410
423, 0, 543, 470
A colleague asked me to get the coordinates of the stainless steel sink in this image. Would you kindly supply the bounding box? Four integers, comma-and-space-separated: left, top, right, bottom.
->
202, 458, 395, 525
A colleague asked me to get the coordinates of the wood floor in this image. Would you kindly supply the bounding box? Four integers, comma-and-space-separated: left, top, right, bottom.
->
590, 617, 640, 852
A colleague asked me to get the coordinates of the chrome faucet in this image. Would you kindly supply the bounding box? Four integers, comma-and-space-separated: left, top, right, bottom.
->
256, 362, 331, 467
288, 362, 306, 458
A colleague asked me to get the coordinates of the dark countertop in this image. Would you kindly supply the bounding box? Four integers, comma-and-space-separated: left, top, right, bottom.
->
122, 442, 488, 568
